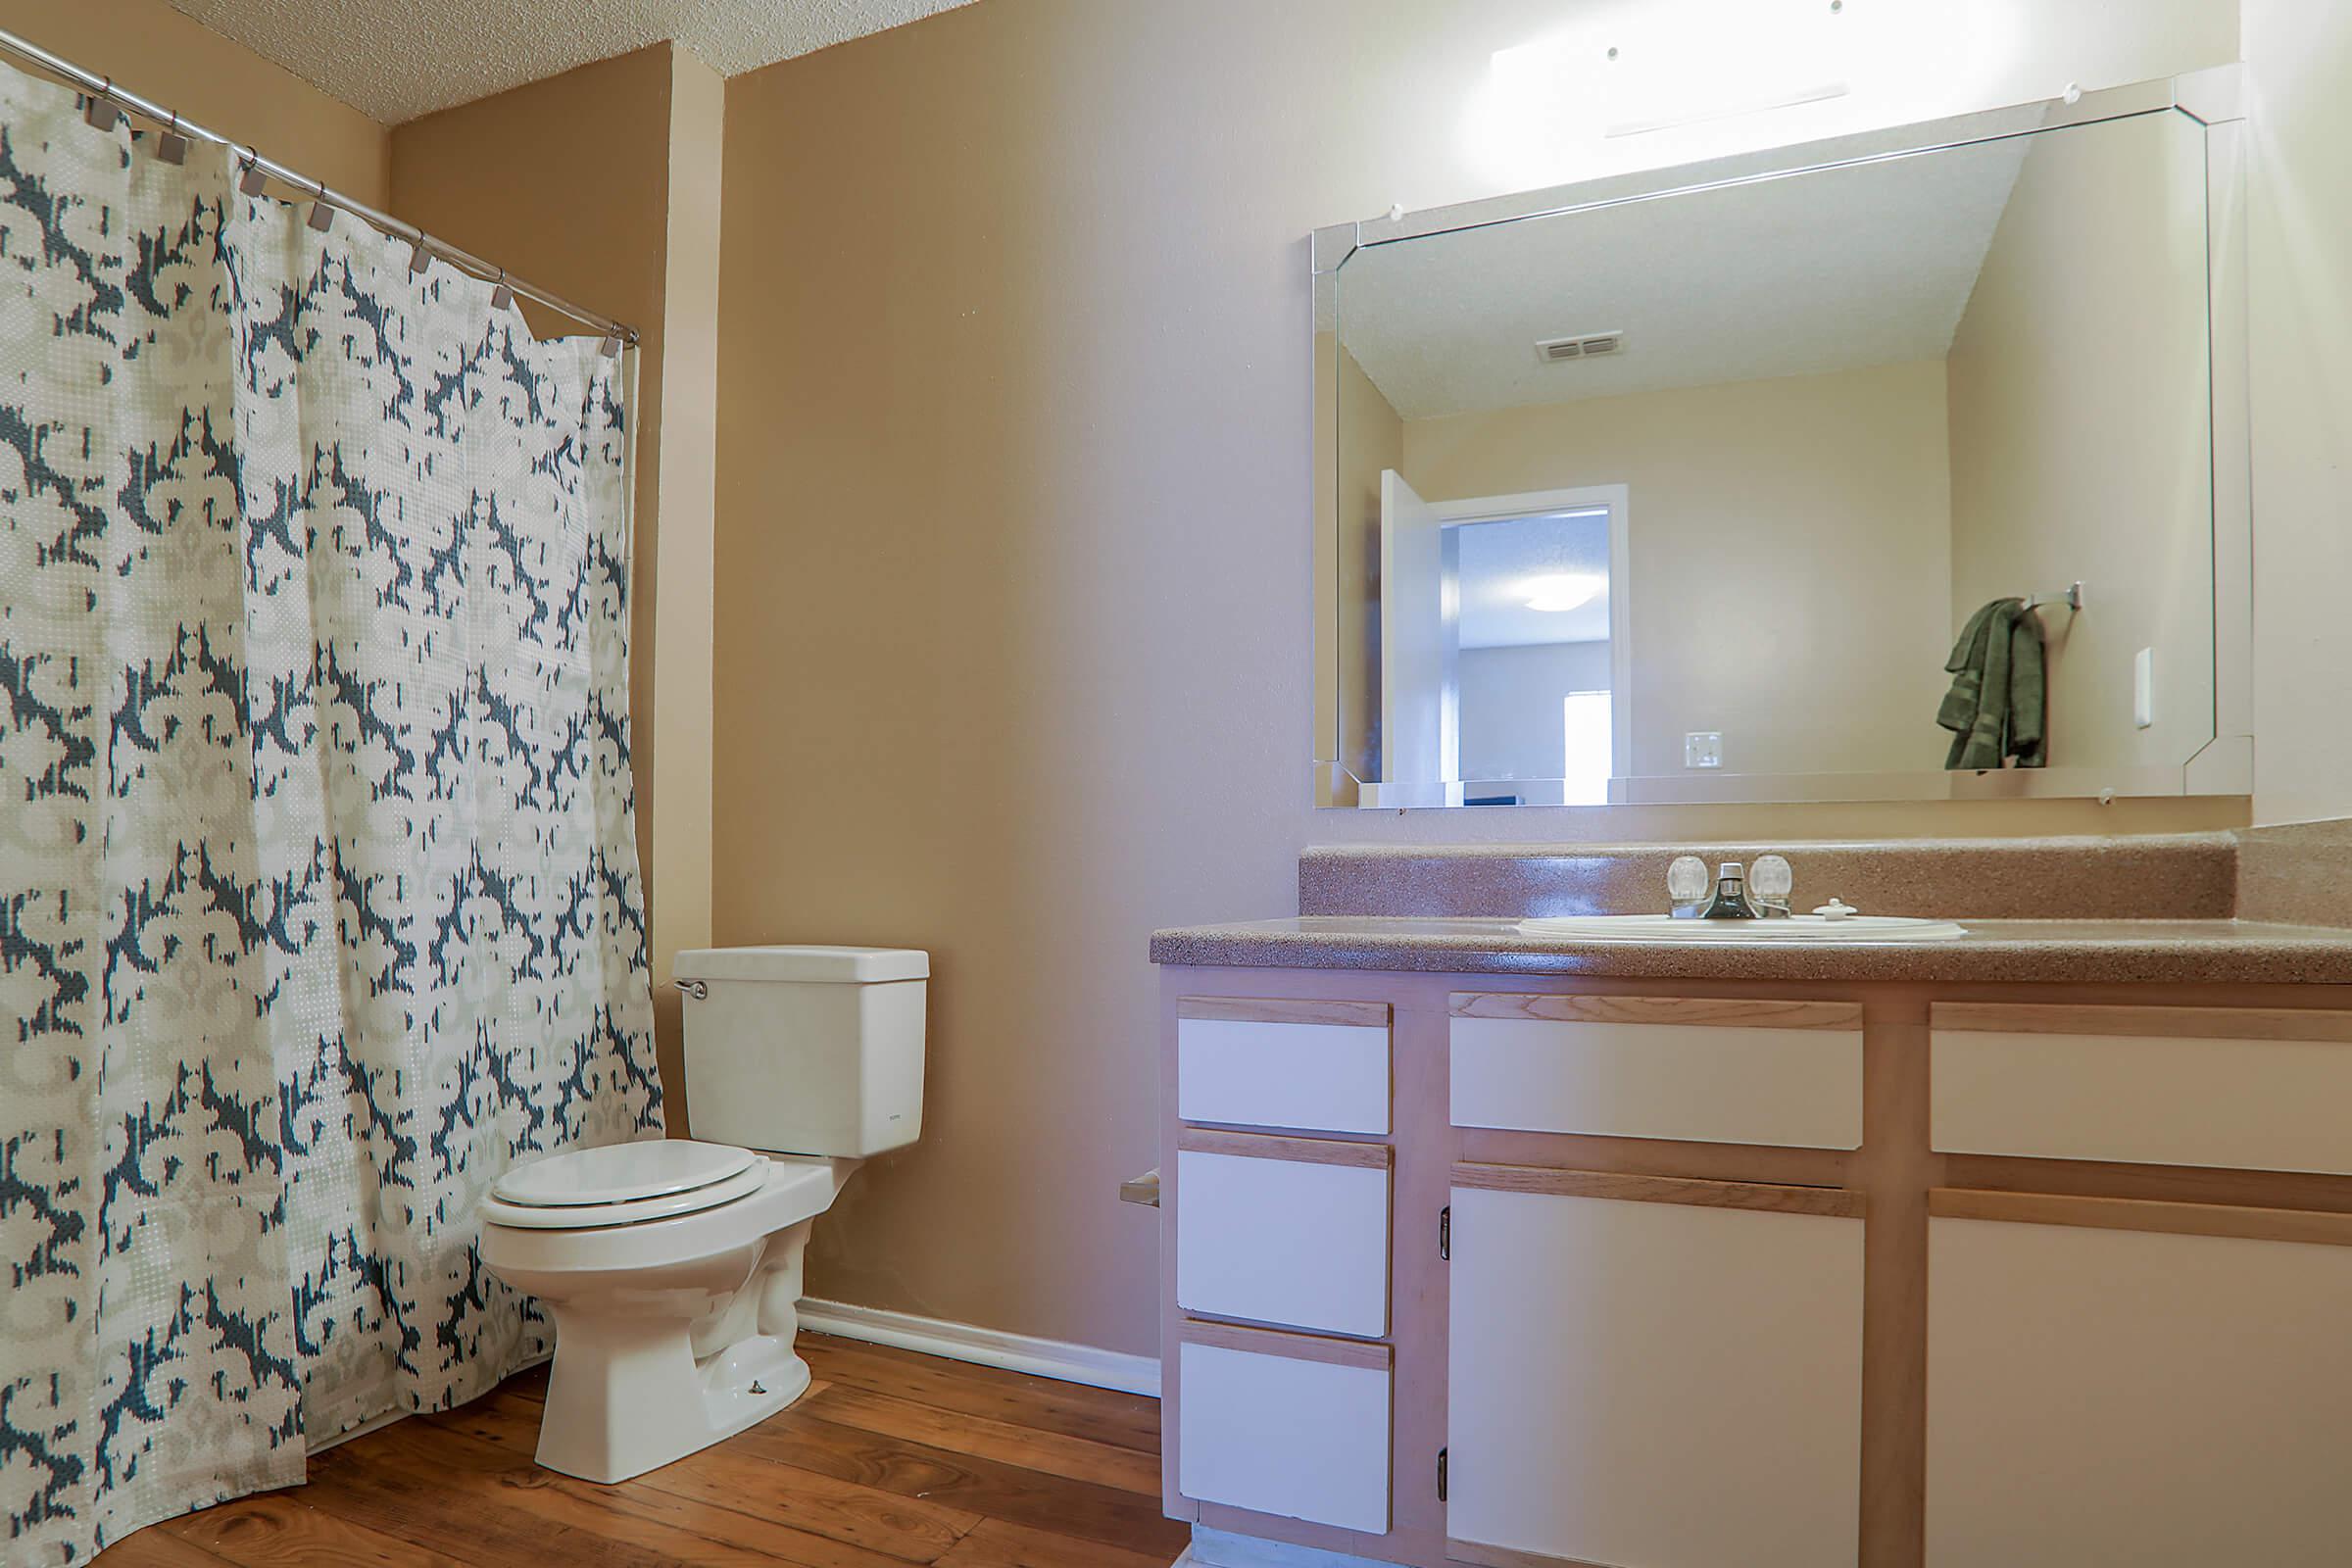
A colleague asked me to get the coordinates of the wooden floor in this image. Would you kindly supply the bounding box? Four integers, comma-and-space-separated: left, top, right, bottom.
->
101, 1334, 1190, 1568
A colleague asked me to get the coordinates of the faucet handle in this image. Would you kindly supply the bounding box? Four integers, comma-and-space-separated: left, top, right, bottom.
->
1750, 855, 1793, 905
1666, 855, 1710, 909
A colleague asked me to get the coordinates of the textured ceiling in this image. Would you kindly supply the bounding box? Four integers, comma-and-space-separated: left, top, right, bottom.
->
167, 0, 981, 122
1457, 510, 1613, 650
1341, 132, 2033, 421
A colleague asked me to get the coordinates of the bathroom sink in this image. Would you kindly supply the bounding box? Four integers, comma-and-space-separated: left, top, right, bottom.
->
1518, 913, 1968, 942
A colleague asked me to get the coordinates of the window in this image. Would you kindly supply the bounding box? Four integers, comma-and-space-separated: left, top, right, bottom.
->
1562, 690, 1613, 806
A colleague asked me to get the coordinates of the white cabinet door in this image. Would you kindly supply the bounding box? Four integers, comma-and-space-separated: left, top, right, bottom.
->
1176, 1136, 1391, 1338
1179, 1329, 1392, 1535
1927, 1194, 2352, 1567
1446, 1168, 1864, 1568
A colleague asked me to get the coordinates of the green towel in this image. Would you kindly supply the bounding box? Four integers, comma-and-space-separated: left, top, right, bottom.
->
1938, 598, 2046, 770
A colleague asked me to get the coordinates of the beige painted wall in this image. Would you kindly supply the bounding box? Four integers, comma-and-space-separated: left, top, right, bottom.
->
714, 0, 2248, 1356
0, 0, 387, 203
2244, 2, 2352, 826
392, 45, 724, 1108
1947, 112, 2216, 775
1404, 361, 1954, 781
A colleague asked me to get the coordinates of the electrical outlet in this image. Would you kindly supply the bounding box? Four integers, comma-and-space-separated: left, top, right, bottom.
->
1684, 731, 1724, 769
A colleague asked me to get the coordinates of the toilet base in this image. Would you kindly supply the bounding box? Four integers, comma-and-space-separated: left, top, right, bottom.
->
530, 1218, 817, 1483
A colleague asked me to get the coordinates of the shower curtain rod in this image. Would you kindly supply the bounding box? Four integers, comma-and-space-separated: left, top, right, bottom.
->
0, 25, 638, 347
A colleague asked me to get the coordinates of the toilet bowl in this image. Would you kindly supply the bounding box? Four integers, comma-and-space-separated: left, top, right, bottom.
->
479, 1141, 853, 1482
480, 945, 929, 1483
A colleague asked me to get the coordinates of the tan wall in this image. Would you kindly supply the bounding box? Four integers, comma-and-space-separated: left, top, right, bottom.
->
2244, 2, 2352, 826
392, 45, 723, 1108
1404, 361, 1954, 781
1947, 112, 2216, 775
713, 0, 2250, 1356
0, 0, 388, 204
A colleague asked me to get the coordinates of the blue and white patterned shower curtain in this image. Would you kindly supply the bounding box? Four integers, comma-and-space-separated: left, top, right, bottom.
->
0, 62, 662, 1565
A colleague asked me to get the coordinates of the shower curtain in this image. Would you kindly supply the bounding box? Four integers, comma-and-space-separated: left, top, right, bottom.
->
0, 64, 662, 1565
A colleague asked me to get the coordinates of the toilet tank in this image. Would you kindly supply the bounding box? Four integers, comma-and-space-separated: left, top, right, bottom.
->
672, 946, 929, 1157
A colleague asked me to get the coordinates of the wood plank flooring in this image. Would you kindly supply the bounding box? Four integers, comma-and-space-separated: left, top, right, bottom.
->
99, 1335, 1190, 1568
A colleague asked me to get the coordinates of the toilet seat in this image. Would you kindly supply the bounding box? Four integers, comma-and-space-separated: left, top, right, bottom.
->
495, 1139, 759, 1206
482, 1160, 770, 1229
481, 1155, 849, 1274
485, 1140, 766, 1230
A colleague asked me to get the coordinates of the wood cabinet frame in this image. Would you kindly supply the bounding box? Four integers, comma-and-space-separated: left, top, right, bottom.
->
1158, 968, 2352, 1568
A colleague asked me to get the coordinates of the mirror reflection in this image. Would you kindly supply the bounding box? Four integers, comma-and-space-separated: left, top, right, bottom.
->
1324, 105, 2234, 808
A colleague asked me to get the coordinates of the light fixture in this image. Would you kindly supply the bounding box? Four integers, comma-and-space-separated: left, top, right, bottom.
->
1523, 574, 1605, 613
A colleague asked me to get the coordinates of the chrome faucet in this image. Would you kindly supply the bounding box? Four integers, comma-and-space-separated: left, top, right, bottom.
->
1672, 854, 1795, 919
1696, 861, 1761, 920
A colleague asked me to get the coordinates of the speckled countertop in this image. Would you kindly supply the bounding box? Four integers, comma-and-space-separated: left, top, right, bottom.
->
1148, 916, 2352, 985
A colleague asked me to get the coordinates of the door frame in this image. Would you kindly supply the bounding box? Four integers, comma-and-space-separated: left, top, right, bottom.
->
1428, 484, 1633, 803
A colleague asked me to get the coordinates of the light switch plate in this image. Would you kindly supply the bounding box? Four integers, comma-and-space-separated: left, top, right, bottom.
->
1685, 731, 1724, 769
2133, 648, 2154, 729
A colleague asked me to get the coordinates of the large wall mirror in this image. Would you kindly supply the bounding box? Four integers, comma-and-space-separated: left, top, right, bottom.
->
1313, 73, 2249, 808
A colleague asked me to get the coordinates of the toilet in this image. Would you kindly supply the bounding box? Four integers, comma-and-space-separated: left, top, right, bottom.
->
480, 944, 928, 1483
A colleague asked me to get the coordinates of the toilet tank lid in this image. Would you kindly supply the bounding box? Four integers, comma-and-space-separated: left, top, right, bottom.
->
673, 945, 930, 984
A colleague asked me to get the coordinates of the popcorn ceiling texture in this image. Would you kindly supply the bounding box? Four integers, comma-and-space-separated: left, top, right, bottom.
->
167, 0, 979, 122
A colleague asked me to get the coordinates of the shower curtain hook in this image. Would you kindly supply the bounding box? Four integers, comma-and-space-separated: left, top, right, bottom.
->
409, 230, 433, 277
237, 153, 268, 197
306, 177, 335, 233
83, 75, 120, 132
156, 109, 189, 166
491, 269, 514, 313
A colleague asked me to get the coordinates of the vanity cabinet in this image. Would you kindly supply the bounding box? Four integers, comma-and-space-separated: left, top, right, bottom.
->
1156, 974, 2352, 1568
1446, 1168, 1864, 1568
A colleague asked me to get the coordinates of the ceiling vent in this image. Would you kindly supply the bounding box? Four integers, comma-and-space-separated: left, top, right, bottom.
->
1536, 330, 1626, 364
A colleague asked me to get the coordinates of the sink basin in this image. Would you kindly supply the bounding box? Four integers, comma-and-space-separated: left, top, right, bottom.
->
1518, 913, 1968, 942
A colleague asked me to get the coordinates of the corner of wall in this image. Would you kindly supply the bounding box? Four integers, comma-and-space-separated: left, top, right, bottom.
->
648, 42, 725, 1127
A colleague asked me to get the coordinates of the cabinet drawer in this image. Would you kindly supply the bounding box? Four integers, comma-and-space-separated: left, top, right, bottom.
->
1450, 994, 1863, 1150
1927, 1192, 2352, 1566
1174, 1132, 1390, 1337
1178, 1326, 1391, 1535
1178, 997, 1390, 1135
1931, 1004, 2352, 1173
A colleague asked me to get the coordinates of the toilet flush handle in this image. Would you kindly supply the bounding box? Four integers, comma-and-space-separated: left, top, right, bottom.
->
675, 979, 710, 1001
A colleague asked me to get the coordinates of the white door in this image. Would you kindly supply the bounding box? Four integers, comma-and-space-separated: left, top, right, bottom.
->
1446, 1173, 1864, 1568
1379, 468, 1457, 793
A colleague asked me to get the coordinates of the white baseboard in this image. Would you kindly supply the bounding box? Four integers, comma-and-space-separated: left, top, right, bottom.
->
797, 1298, 1161, 1396
1191, 1526, 1398, 1567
